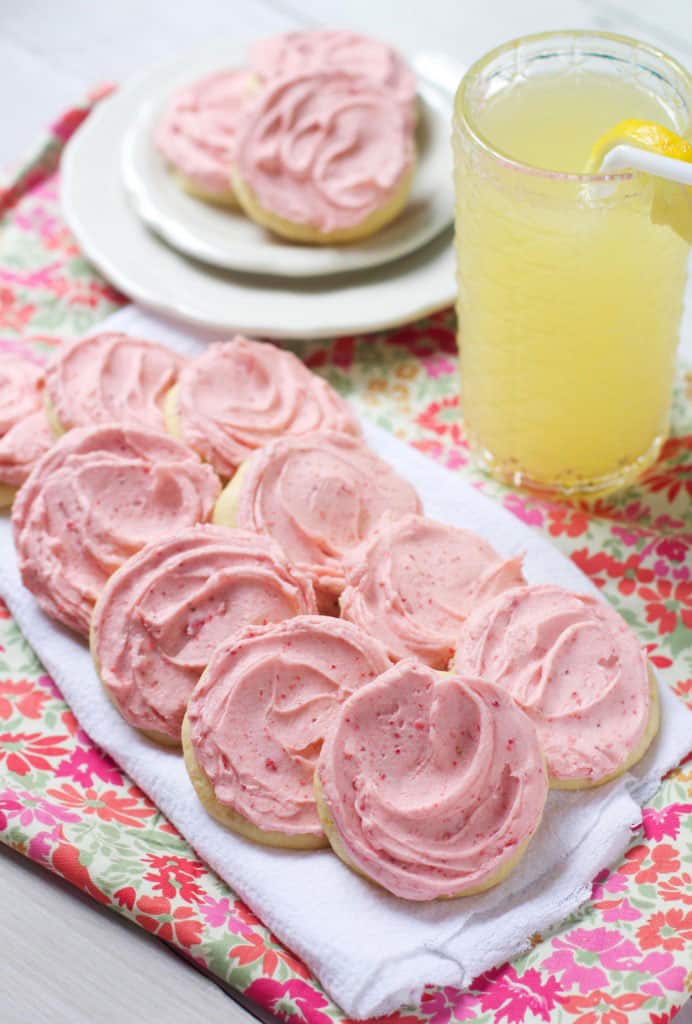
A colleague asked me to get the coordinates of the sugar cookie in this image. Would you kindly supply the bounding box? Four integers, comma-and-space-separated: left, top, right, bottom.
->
315, 659, 548, 900
164, 336, 360, 479
232, 71, 415, 244
340, 514, 525, 668
250, 30, 417, 114
44, 332, 183, 434
453, 584, 660, 788
155, 69, 255, 207
12, 425, 220, 635
0, 353, 51, 508
212, 431, 421, 613
91, 525, 317, 745
183, 616, 390, 848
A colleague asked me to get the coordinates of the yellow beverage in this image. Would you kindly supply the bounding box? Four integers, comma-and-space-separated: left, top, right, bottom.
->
453, 32, 692, 495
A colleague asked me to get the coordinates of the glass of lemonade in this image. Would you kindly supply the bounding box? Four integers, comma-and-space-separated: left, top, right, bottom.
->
453, 31, 691, 497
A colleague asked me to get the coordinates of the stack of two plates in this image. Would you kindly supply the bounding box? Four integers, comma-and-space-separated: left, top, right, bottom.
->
61, 43, 457, 340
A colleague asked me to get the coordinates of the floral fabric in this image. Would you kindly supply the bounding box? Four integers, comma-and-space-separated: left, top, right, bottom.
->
0, 96, 690, 1024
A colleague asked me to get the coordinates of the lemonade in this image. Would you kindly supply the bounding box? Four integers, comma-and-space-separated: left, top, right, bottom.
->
453, 32, 692, 495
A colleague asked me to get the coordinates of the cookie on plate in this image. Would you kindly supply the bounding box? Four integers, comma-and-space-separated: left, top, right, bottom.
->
213, 431, 421, 613
340, 513, 525, 668
91, 526, 317, 746
155, 69, 255, 207
13, 425, 220, 635
453, 584, 660, 788
164, 336, 360, 479
315, 659, 548, 900
183, 616, 390, 848
250, 29, 417, 115
232, 71, 415, 244
44, 332, 184, 434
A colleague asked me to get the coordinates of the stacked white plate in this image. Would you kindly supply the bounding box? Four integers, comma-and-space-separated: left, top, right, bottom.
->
61, 42, 457, 339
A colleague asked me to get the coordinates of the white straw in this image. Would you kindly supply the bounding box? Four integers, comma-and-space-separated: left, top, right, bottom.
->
599, 144, 692, 185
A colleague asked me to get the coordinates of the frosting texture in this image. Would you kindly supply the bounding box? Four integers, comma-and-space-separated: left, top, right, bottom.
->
187, 616, 390, 838
317, 660, 548, 900
0, 355, 44, 436
45, 332, 183, 432
156, 70, 253, 195
0, 411, 55, 489
454, 584, 654, 785
232, 431, 421, 610
173, 336, 360, 478
234, 71, 415, 233
250, 30, 417, 109
13, 426, 220, 635
340, 514, 526, 668
93, 526, 317, 741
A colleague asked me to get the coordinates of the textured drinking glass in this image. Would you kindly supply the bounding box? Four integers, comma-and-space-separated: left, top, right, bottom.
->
453, 31, 691, 497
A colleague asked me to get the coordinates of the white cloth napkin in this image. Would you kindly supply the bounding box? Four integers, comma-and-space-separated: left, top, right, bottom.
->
1, 306, 689, 1020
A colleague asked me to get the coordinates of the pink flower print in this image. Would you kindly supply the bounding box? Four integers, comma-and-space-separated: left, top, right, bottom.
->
445, 448, 468, 471
612, 525, 639, 547
54, 746, 123, 788
28, 823, 63, 862
596, 897, 642, 922
0, 789, 80, 829
476, 965, 561, 1023
642, 804, 692, 842
244, 979, 332, 1024
542, 927, 630, 993
656, 536, 688, 563
504, 492, 545, 528
637, 952, 686, 997
423, 355, 455, 378
420, 986, 477, 1024
653, 559, 670, 577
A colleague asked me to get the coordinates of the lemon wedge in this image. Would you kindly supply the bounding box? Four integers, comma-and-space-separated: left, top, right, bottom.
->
586, 119, 692, 243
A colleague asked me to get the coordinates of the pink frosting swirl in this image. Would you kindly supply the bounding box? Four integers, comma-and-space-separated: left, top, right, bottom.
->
0, 411, 55, 490
92, 526, 317, 741
454, 584, 655, 785
232, 431, 421, 611
45, 332, 183, 432
174, 336, 360, 478
317, 659, 548, 900
0, 355, 44, 436
340, 514, 526, 668
155, 70, 252, 195
187, 616, 391, 839
13, 426, 220, 636
234, 71, 415, 233
250, 30, 417, 109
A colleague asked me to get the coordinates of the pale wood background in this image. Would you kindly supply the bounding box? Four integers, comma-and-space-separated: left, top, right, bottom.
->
1, 1, 690, 1021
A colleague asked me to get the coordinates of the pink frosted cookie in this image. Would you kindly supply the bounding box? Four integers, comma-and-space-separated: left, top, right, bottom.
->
13, 425, 220, 635
340, 514, 526, 668
232, 71, 416, 243
453, 584, 660, 788
44, 332, 184, 434
164, 336, 360, 479
0, 354, 51, 505
92, 526, 317, 745
0, 411, 55, 499
0, 354, 44, 434
214, 431, 422, 612
315, 659, 548, 900
250, 30, 417, 111
183, 616, 391, 848
155, 69, 254, 205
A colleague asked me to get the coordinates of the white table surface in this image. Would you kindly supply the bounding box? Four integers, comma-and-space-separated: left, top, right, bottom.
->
2, 2, 691, 1021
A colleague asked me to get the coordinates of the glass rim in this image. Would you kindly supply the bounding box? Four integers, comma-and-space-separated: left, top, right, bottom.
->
455, 28, 692, 184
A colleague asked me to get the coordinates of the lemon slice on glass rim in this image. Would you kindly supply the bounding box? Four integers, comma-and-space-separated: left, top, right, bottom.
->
586, 119, 692, 243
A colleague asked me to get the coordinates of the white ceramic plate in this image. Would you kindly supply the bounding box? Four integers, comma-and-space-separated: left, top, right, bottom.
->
61, 42, 456, 340
121, 51, 454, 277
